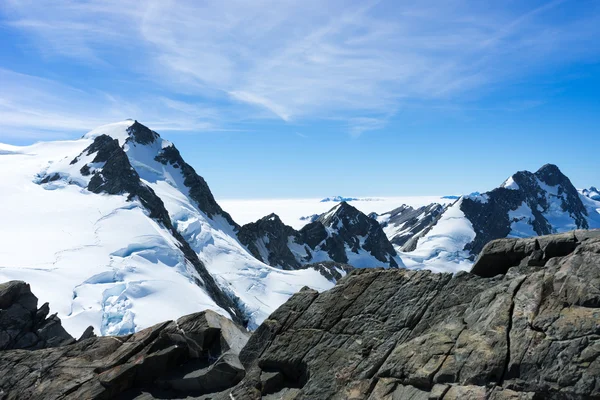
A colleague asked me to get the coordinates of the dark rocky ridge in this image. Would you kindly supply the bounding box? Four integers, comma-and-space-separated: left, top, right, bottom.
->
461, 164, 590, 256
125, 120, 160, 145
2, 230, 600, 399
582, 186, 600, 201
0, 281, 74, 351
239, 202, 399, 270
237, 214, 308, 269
309, 202, 398, 267
297, 261, 354, 282
150, 127, 238, 227
378, 203, 445, 248
71, 134, 246, 326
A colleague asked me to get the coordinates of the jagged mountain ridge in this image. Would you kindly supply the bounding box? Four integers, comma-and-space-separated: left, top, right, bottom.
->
376, 203, 446, 248
0, 120, 338, 337
371, 164, 600, 273
238, 201, 402, 270
461, 163, 598, 254
2, 120, 599, 339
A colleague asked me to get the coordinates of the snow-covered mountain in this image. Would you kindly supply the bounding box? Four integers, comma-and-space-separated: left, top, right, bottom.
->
3, 120, 598, 337
387, 164, 600, 273
0, 120, 336, 337
581, 186, 600, 201
461, 164, 599, 254
376, 203, 446, 248
238, 202, 402, 269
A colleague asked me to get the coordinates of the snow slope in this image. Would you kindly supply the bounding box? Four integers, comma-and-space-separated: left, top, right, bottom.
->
115, 125, 333, 328
398, 198, 476, 273
0, 135, 228, 337
0, 121, 335, 336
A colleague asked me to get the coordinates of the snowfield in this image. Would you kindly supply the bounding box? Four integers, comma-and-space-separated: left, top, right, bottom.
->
398, 198, 476, 273
0, 136, 229, 336
0, 121, 334, 337
2, 120, 599, 338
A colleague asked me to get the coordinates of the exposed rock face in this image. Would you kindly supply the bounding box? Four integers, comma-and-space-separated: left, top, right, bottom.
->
238, 214, 308, 269
125, 120, 160, 145
377, 203, 445, 248
462, 164, 590, 255
0, 281, 74, 351
311, 202, 398, 268
470, 230, 600, 278
224, 230, 600, 399
72, 134, 246, 326
152, 134, 238, 227
0, 307, 249, 399
239, 202, 400, 269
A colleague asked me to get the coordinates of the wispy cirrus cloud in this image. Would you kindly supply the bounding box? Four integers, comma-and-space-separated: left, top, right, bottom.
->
1, 0, 600, 137
0, 68, 227, 138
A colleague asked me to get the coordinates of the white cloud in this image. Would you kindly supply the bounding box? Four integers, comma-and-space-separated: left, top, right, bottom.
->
1, 0, 600, 136
0, 69, 226, 138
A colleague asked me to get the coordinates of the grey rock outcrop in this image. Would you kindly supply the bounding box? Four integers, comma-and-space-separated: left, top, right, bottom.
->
223, 231, 600, 399
470, 229, 600, 277
0, 281, 74, 351
0, 308, 249, 399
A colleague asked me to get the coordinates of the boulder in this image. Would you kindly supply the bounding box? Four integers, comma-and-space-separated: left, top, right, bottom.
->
0, 281, 74, 351
0, 307, 249, 399
471, 229, 600, 277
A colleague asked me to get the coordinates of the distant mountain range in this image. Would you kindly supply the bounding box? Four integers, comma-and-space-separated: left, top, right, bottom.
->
1, 119, 599, 338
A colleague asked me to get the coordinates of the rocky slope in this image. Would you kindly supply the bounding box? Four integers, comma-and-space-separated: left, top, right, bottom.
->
376, 203, 446, 249
0, 281, 74, 351
238, 202, 402, 269
227, 229, 600, 399
3, 230, 600, 399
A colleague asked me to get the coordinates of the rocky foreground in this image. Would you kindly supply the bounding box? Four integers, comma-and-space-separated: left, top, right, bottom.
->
1, 230, 600, 399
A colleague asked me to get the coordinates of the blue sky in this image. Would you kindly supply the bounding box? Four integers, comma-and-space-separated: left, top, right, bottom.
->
1, 0, 599, 199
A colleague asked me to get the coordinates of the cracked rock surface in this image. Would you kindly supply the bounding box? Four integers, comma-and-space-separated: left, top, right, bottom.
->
2, 230, 600, 399
225, 230, 600, 399
0, 302, 249, 399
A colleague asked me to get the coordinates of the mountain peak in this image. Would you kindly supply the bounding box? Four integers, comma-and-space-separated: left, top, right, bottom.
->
319, 201, 360, 224
125, 120, 160, 145
534, 163, 568, 186
461, 163, 591, 255
261, 213, 282, 222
